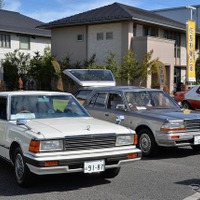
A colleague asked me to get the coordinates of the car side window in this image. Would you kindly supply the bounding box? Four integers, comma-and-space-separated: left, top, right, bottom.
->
107, 93, 123, 110
75, 90, 92, 105
0, 97, 7, 120
196, 87, 200, 94
89, 93, 107, 108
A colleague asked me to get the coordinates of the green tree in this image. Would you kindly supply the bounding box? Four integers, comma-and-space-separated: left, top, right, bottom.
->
85, 53, 120, 80
196, 52, 200, 84
29, 47, 56, 90
138, 50, 158, 86
104, 52, 120, 79
3, 49, 30, 90
84, 54, 97, 69
59, 54, 73, 86
3, 60, 18, 90
120, 50, 139, 85
85, 54, 104, 69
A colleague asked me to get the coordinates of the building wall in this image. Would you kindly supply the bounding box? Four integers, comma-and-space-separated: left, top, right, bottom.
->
51, 26, 87, 63
87, 23, 122, 64
121, 22, 134, 59
132, 36, 175, 92
154, 6, 200, 28
147, 37, 175, 93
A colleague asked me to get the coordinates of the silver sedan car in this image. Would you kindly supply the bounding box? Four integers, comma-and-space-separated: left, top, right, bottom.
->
75, 86, 200, 156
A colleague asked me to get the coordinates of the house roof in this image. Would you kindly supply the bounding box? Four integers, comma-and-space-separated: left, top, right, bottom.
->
0, 9, 51, 37
153, 4, 200, 12
39, 2, 193, 33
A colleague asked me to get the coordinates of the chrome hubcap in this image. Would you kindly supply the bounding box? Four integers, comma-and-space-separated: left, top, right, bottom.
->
15, 153, 24, 180
140, 133, 151, 153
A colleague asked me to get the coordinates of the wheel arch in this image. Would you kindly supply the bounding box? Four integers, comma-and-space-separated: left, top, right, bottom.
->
135, 125, 156, 143
135, 125, 152, 135
9, 141, 21, 165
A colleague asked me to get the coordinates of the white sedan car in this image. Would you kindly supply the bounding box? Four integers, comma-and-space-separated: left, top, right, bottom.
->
0, 91, 141, 186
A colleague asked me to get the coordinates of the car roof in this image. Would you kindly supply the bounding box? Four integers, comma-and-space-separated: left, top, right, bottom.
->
79, 86, 162, 92
0, 91, 72, 97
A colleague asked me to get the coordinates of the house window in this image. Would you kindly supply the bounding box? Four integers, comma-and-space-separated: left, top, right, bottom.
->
97, 33, 103, 40
19, 36, 30, 49
133, 24, 137, 36
164, 30, 181, 58
106, 32, 113, 40
143, 26, 158, 37
0, 34, 10, 48
77, 34, 84, 41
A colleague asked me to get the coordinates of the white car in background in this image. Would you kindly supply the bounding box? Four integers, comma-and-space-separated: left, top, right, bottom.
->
0, 91, 141, 186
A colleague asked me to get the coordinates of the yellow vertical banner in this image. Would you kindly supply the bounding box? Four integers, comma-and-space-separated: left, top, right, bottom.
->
187, 20, 196, 82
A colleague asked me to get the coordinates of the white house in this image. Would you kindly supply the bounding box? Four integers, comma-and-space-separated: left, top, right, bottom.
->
0, 9, 51, 80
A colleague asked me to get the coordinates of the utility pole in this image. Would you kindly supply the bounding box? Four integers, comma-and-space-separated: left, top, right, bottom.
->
186, 6, 196, 20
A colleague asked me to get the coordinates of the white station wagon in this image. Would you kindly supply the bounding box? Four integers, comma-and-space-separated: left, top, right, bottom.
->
0, 91, 141, 186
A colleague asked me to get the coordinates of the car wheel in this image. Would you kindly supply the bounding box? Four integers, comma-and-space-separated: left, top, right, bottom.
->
101, 167, 120, 179
138, 129, 157, 156
182, 101, 192, 109
191, 145, 200, 152
14, 147, 33, 186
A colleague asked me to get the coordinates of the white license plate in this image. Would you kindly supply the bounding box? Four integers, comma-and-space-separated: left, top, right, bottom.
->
84, 160, 105, 173
194, 136, 200, 145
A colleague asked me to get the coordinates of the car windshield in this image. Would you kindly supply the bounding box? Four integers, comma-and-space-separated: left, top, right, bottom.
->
125, 91, 178, 110
10, 94, 89, 120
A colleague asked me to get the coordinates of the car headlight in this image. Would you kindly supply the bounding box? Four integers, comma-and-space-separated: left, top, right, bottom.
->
29, 140, 63, 153
40, 140, 63, 151
160, 120, 185, 133
116, 135, 134, 146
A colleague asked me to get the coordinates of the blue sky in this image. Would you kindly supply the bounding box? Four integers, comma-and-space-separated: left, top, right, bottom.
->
3, 0, 200, 22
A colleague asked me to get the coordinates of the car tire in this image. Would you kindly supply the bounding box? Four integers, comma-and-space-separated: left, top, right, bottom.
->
13, 147, 33, 187
101, 167, 120, 179
137, 129, 157, 156
182, 101, 192, 109
191, 145, 200, 152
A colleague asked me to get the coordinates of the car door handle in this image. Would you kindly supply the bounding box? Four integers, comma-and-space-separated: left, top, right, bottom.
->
105, 113, 109, 116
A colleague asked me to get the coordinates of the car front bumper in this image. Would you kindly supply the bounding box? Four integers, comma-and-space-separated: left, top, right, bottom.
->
25, 146, 142, 175
156, 131, 200, 147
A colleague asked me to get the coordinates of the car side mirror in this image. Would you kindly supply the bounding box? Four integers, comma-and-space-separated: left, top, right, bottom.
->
115, 115, 125, 125
177, 102, 182, 108
116, 104, 127, 111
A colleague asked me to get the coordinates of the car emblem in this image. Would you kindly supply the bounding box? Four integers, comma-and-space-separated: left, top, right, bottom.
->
86, 125, 91, 131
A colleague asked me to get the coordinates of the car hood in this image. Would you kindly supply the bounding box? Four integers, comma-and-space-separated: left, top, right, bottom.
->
24, 117, 132, 138
135, 108, 200, 120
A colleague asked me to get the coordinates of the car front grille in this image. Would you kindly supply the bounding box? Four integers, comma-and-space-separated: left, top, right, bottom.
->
185, 119, 200, 130
64, 134, 116, 151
